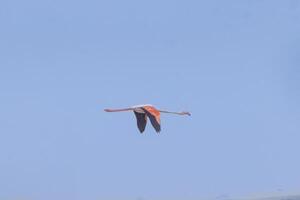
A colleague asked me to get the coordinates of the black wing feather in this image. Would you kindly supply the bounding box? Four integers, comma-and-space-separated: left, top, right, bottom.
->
141, 108, 161, 133
134, 111, 147, 133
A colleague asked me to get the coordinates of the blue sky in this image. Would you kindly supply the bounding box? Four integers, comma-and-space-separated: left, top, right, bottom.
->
0, 0, 300, 199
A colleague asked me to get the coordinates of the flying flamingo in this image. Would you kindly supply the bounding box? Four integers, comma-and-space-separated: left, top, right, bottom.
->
104, 104, 191, 133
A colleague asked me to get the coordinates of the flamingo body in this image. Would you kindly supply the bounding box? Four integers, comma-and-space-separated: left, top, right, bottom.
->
104, 104, 190, 133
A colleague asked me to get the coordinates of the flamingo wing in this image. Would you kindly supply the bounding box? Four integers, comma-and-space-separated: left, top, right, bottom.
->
134, 111, 147, 133
142, 107, 161, 133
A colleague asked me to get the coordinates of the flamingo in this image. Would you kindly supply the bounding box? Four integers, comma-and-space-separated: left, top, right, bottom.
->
104, 104, 191, 133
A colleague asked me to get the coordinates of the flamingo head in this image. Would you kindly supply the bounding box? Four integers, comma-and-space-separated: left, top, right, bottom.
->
181, 111, 191, 116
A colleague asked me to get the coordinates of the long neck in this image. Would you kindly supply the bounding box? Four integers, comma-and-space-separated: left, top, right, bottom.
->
159, 110, 184, 115
105, 108, 133, 112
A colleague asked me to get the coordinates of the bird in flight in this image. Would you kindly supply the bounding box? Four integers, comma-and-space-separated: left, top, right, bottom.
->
104, 104, 191, 133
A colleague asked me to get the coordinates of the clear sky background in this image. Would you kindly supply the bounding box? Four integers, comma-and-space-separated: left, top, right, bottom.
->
0, 0, 300, 200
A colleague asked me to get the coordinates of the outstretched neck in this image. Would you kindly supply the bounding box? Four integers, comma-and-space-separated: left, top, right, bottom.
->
159, 110, 191, 116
